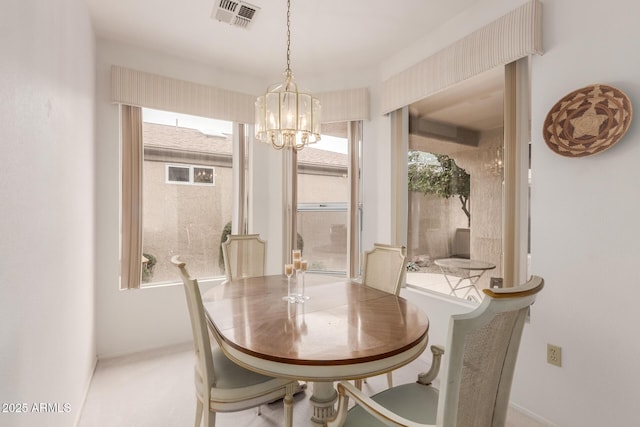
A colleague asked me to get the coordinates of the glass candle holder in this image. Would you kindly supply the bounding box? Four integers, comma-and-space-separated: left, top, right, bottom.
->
296, 259, 310, 302
282, 263, 296, 303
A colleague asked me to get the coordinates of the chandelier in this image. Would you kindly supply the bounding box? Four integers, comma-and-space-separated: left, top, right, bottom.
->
254, 0, 321, 151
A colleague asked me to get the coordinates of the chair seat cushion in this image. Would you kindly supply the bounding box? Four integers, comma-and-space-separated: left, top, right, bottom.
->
345, 382, 439, 427
212, 347, 280, 389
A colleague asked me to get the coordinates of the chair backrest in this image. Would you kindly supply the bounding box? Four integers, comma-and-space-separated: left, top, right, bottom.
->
437, 275, 544, 427
221, 234, 266, 282
362, 243, 407, 295
171, 256, 216, 395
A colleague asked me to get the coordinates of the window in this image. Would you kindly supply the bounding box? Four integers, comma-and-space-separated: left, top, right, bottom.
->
296, 122, 362, 276
139, 108, 233, 286
194, 167, 215, 185
403, 61, 531, 301
166, 165, 190, 183
166, 164, 216, 185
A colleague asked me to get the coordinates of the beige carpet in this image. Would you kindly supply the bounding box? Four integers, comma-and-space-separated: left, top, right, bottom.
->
78, 343, 547, 426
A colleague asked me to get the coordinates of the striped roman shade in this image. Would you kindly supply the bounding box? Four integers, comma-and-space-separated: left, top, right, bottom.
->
112, 66, 370, 124
381, 0, 543, 115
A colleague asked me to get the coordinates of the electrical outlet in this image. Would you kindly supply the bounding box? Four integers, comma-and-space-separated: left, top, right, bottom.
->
547, 344, 562, 367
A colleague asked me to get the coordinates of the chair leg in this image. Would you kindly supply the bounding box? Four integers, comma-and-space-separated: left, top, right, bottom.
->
283, 390, 294, 427
203, 409, 216, 427
354, 379, 363, 390
386, 372, 393, 388
194, 399, 203, 427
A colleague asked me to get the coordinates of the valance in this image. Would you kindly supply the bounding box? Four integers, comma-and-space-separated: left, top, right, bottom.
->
112, 65, 370, 124
381, 0, 542, 115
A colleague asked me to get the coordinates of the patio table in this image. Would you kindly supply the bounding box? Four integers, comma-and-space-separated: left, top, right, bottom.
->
434, 258, 496, 301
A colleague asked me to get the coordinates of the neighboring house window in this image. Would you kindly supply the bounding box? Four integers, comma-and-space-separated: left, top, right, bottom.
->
166, 164, 216, 185
138, 108, 233, 287
166, 165, 190, 183
194, 167, 215, 185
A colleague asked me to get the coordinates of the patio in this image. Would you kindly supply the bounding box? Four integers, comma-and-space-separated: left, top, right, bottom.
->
406, 269, 486, 302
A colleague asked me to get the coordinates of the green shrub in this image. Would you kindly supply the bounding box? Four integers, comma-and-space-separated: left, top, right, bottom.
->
142, 252, 157, 283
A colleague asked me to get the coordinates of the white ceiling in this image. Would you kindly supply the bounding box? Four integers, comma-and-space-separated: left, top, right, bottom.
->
85, 0, 503, 131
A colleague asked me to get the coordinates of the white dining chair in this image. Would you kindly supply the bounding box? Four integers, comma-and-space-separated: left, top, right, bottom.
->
356, 243, 407, 390
362, 243, 407, 295
328, 275, 545, 427
221, 234, 266, 282
171, 256, 303, 427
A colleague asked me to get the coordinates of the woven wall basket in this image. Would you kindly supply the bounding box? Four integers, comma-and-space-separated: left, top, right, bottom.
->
543, 84, 633, 157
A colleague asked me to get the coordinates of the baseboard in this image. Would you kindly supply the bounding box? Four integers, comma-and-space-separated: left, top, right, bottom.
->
509, 402, 558, 426
96, 341, 192, 365
74, 355, 98, 427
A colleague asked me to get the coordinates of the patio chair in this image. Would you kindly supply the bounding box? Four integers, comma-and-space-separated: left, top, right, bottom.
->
221, 234, 266, 282
328, 275, 544, 427
172, 256, 303, 427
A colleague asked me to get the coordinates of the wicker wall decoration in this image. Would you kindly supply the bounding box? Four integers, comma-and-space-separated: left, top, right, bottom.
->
543, 84, 632, 157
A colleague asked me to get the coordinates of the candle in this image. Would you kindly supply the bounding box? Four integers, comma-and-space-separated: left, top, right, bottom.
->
301, 260, 308, 271
284, 264, 293, 276
293, 259, 301, 270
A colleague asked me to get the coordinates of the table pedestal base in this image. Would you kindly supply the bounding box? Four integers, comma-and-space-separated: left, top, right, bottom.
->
310, 381, 338, 427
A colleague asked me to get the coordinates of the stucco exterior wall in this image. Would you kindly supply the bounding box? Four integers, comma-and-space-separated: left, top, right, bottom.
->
142, 162, 349, 282
455, 128, 504, 289
298, 173, 348, 203
407, 192, 467, 262
142, 160, 233, 282
297, 173, 349, 271
407, 127, 503, 291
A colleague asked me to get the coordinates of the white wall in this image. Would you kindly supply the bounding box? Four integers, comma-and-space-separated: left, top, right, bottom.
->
386, 0, 640, 425
0, 0, 96, 425
526, 0, 640, 424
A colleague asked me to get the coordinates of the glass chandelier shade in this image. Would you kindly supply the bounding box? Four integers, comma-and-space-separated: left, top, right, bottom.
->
254, 0, 321, 151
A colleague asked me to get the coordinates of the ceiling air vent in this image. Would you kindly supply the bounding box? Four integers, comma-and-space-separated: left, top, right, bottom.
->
212, 0, 260, 29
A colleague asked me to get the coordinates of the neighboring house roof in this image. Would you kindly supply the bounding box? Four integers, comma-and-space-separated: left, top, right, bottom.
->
143, 122, 347, 167
143, 122, 232, 155
297, 144, 347, 167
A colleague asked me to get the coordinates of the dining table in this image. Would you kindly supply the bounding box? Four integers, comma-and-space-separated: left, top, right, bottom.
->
202, 273, 429, 427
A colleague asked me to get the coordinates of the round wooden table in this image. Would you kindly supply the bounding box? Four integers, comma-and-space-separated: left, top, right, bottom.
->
202, 274, 429, 426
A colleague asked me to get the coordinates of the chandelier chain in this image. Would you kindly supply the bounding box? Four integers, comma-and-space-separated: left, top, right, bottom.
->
286, 0, 291, 73
254, 0, 320, 151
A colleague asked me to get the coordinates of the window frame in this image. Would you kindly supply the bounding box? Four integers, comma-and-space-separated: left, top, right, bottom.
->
120, 106, 243, 289
291, 121, 363, 277
400, 58, 532, 300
